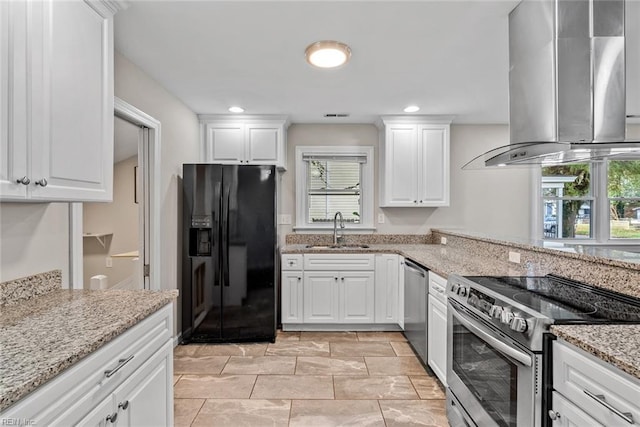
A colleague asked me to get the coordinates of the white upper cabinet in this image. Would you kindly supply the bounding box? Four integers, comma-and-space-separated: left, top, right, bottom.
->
377, 116, 452, 207
200, 115, 289, 170
0, 0, 118, 202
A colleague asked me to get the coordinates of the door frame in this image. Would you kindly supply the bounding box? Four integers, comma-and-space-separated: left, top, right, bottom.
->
69, 97, 162, 290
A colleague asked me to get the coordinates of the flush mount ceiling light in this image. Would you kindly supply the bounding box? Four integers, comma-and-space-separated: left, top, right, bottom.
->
305, 40, 352, 68
403, 105, 420, 113
228, 106, 245, 113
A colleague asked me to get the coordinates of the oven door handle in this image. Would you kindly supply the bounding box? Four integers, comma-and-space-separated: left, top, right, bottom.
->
450, 306, 533, 367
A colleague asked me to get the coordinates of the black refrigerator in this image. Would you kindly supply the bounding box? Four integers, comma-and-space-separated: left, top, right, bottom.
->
181, 164, 277, 343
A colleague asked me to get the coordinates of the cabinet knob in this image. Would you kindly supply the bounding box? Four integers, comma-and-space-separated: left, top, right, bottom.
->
35, 178, 48, 187
341, 277, 344, 281
16, 176, 30, 185
413, 200, 417, 203
548, 410, 560, 421
118, 400, 129, 410
106, 412, 118, 423
297, 277, 301, 281
334, 277, 338, 281
419, 200, 423, 203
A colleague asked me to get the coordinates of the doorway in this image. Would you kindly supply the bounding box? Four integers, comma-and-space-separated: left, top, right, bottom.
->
69, 98, 161, 291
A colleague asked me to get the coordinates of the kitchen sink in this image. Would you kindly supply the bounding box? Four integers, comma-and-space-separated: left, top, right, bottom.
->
304, 244, 370, 249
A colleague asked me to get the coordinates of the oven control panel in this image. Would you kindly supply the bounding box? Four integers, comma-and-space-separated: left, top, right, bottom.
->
467, 288, 495, 316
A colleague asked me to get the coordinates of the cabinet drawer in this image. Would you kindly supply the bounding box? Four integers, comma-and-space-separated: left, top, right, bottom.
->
428, 272, 447, 305
282, 254, 303, 271
553, 340, 640, 426
304, 254, 375, 271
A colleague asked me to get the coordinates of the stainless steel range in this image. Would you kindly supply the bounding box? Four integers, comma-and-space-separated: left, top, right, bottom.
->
445, 274, 640, 427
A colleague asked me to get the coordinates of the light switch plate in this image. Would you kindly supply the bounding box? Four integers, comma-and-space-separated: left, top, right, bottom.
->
279, 214, 292, 225
105, 257, 113, 268
441, 237, 447, 245
508, 251, 521, 264
378, 213, 385, 224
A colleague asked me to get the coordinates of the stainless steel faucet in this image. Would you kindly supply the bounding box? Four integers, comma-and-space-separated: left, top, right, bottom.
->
333, 211, 345, 246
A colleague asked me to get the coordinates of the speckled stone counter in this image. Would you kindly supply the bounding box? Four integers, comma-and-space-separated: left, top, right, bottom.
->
0, 288, 178, 411
550, 325, 640, 381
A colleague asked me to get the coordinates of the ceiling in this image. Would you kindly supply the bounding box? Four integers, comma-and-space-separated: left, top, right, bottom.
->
114, 0, 521, 124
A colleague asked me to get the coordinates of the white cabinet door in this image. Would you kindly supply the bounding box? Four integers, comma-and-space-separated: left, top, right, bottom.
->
418, 125, 449, 206
374, 254, 399, 323
246, 125, 279, 164
382, 125, 418, 206
427, 296, 447, 385
340, 272, 375, 323
30, 0, 113, 202
281, 272, 303, 323
549, 391, 604, 427
72, 394, 114, 427
114, 341, 172, 427
303, 272, 339, 323
207, 124, 245, 163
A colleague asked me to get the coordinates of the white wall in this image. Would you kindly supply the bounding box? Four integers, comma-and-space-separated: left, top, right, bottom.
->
0, 203, 69, 285
83, 155, 139, 289
114, 51, 200, 293
280, 123, 533, 242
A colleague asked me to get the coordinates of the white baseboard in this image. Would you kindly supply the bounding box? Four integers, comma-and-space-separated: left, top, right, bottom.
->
281, 323, 403, 332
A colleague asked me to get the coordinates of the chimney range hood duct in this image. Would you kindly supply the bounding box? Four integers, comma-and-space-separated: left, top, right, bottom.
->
464, 0, 640, 169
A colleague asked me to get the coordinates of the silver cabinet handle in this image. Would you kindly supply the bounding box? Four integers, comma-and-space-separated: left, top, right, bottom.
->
548, 410, 560, 421
16, 176, 30, 185
104, 355, 134, 378
106, 412, 118, 423
584, 389, 634, 424
35, 178, 48, 187
118, 400, 129, 410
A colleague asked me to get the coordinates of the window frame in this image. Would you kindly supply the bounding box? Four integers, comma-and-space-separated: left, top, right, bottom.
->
295, 145, 375, 231
536, 157, 640, 244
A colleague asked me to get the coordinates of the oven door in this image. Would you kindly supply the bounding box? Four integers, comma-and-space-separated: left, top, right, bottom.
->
447, 300, 540, 427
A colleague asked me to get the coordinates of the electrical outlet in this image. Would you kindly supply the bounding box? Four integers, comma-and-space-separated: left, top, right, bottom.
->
441, 237, 447, 245
508, 251, 521, 264
278, 214, 292, 225
105, 257, 113, 268
378, 213, 385, 224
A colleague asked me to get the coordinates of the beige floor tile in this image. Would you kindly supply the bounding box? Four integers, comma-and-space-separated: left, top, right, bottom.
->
173, 375, 182, 385
390, 341, 417, 356
276, 330, 300, 341
289, 400, 385, 427
379, 399, 448, 426
222, 356, 297, 374
174, 355, 230, 375
174, 344, 202, 357
191, 399, 291, 427
174, 375, 257, 399
299, 331, 358, 342
296, 356, 368, 375
365, 356, 428, 376
357, 331, 407, 342
174, 398, 205, 427
251, 375, 334, 399
409, 376, 446, 399
330, 342, 396, 357
266, 341, 330, 356
333, 376, 419, 400
195, 343, 268, 356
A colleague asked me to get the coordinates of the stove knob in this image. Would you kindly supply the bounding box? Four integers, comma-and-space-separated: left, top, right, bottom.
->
500, 308, 514, 325
450, 283, 460, 294
468, 294, 479, 307
457, 287, 467, 297
489, 305, 503, 319
510, 316, 528, 333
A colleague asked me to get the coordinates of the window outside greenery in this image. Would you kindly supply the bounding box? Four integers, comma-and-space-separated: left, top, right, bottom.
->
541, 159, 640, 240
307, 160, 361, 224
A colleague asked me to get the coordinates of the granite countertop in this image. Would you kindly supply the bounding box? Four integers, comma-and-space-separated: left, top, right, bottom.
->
281, 243, 538, 278
550, 324, 640, 380
0, 289, 178, 412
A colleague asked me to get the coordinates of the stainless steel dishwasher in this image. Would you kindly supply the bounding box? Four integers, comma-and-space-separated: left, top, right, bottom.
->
403, 259, 428, 363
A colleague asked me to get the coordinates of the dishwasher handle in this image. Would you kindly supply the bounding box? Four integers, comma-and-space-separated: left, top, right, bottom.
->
404, 260, 427, 277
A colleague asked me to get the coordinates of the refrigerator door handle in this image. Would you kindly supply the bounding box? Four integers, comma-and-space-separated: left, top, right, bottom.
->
214, 182, 222, 286
222, 185, 230, 287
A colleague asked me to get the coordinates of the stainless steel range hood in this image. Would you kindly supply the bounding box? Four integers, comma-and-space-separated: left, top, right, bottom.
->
464, 0, 640, 169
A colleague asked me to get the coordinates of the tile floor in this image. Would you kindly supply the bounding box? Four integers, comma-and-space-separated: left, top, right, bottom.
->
174, 331, 448, 426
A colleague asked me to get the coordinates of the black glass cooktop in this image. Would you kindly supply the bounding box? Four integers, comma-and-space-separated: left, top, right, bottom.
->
464, 274, 640, 324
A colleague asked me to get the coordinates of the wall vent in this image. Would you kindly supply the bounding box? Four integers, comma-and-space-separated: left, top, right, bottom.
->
324, 113, 350, 118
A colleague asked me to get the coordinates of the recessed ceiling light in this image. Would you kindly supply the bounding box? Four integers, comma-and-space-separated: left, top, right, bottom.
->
403, 105, 420, 113
228, 106, 244, 113
305, 41, 351, 68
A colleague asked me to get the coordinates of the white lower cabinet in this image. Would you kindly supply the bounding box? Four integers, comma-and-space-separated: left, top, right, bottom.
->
374, 254, 399, 324
427, 272, 447, 385
0, 304, 174, 426
303, 272, 340, 323
281, 272, 304, 323
340, 272, 375, 323
550, 339, 640, 426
